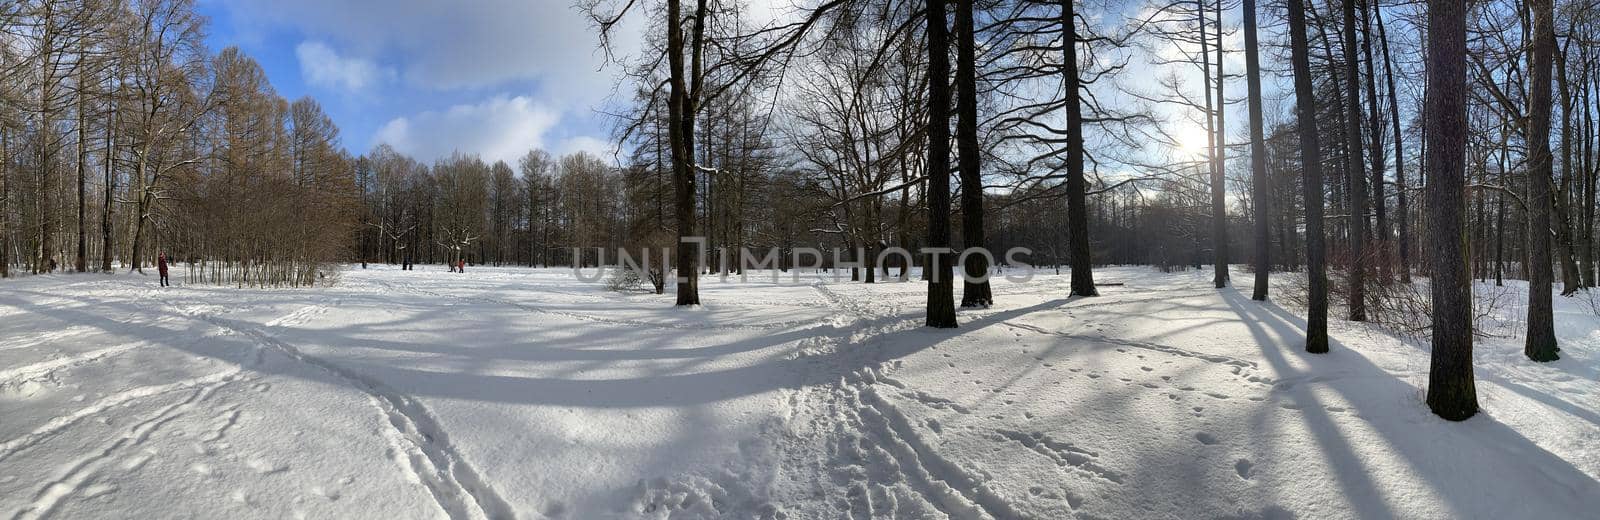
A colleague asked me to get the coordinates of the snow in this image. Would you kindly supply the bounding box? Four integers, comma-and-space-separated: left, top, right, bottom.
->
2, 265, 1597, 519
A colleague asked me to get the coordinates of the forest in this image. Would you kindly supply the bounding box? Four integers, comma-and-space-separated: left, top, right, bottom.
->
2, 0, 1598, 422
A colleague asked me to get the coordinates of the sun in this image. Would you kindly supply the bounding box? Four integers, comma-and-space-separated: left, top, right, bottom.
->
1176, 123, 1210, 159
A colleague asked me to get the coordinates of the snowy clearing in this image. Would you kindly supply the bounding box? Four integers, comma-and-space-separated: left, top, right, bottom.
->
2, 266, 1597, 519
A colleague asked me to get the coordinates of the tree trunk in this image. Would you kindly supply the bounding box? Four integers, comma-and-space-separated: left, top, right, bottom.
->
955, 0, 991, 307
1525, 0, 1560, 361
1063, 0, 1097, 297
130, 154, 151, 273
1423, 0, 1477, 421
925, 0, 957, 328
102, 100, 115, 272
1198, 0, 1227, 288
1287, 0, 1329, 353
1361, 2, 1386, 284
667, 0, 702, 306
1554, 37, 1580, 295
76, 63, 88, 273
0, 127, 8, 278
1244, 0, 1268, 300
1375, 4, 1409, 283
1341, 0, 1368, 321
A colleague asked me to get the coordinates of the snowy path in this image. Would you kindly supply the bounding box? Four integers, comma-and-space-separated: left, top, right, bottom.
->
1, 266, 1597, 519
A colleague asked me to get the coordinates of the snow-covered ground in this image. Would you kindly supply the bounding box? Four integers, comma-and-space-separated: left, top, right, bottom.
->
2, 265, 1597, 519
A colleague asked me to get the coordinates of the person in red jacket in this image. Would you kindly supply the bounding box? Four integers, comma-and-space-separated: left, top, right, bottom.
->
157, 252, 170, 287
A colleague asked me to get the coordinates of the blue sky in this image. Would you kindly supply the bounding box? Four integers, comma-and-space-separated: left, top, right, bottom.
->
195, 0, 637, 166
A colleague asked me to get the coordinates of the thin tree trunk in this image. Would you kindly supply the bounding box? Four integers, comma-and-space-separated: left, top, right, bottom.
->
1212, 0, 1229, 288
1361, 1, 1386, 284
1063, 0, 1096, 297
1525, 0, 1559, 361
0, 126, 9, 278
1342, 0, 1368, 321
1554, 35, 1580, 295
1245, 0, 1268, 300
1376, 4, 1409, 283
102, 99, 115, 272
1287, 0, 1329, 353
76, 62, 88, 273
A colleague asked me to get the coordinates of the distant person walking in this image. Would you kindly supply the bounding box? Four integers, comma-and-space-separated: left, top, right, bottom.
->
157, 252, 170, 287
457, 258, 466, 273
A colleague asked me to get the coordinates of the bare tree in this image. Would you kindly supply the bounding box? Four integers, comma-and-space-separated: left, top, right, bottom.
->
1244, 0, 1268, 300
1525, 0, 1560, 361
1287, 0, 1329, 353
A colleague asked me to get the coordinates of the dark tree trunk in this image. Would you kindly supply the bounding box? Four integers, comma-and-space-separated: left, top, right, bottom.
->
101, 106, 117, 271
1342, 0, 1368, 321
1212, 0, 1229, 288
667, 0, 703, 306
1554, 38, 1580, 295
925, 0, 957, 328
955, 0, 990, 307
1244, 0, 1268, 300
1063, 0, 1096, 297
1375, 5, 1409, 283
0, 127, 8, 279
76, 74, 88, 273
1423, 0, 1477, 421
1361, 2, 1386, 284
1198, 0, 1227, 289
1287, 0, 1329, 353
1525, 0, 1560, 361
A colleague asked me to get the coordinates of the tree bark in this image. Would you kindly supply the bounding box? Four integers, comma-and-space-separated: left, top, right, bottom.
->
925, 0, 957, 328
1341, 0, 1367, 321
955, 0, 991, 307
1287, 0, 1329, 353
667, 0, 702, 306
102, 97, 115, 272
1244, 0, 1268, 300
1062, 0, 1097, 297
76, 59, 88, 273
1361, 1, 1386, 284
1525, 0, 1560, 361
0, 126, 9, 278
1375, 4, 1409, 283
1211, 0, 1228, 288
1423, 0, 1477, 421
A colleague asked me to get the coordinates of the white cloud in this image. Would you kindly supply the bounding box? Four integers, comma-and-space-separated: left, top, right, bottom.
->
219, 0, 806, 107
558, 136, 621, 161
295, 41, 387, 91
222, 1, 634, 107
374, 95, 561, 166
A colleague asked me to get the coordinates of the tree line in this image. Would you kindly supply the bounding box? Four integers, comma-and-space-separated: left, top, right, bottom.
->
0, 0, 356, 286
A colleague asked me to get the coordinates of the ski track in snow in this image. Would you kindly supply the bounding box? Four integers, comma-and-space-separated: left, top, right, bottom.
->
12, 373, 241, 520
178, 297, 516, 520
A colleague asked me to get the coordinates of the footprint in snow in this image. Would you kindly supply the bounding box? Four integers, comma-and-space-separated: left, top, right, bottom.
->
1195, 432, 1219, 445
1235, 459, 1255, 480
